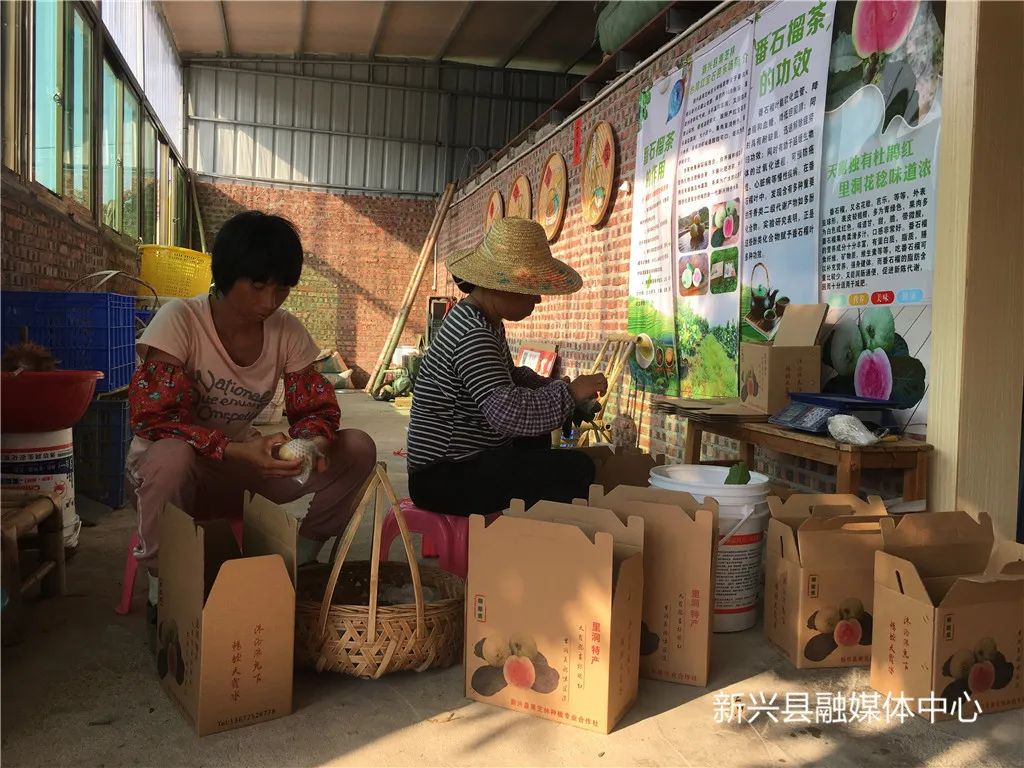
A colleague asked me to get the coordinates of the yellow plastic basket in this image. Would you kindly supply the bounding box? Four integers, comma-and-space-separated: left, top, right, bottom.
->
137, 245, 213, 298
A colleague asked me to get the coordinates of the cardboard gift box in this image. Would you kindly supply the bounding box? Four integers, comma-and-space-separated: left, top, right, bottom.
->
870, 511, 1024, 719
588, 484, 717, 687
464, 499, 644, 734
158, 495, 297, 736
763, 494, 889, 669
739, 303, 827, 414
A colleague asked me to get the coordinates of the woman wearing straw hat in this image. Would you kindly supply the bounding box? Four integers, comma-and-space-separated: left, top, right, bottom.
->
406, 218, 607, 516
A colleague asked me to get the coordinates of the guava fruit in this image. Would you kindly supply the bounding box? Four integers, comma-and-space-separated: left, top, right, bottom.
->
482, 635, 511, 666
508, 633, 538, 660
974, 637, 998, 662
839, 597, 864, 620
852, 0, 920, 59
692, 268, 703, 287
860, 306, 896, 351
948, 648, 976, 680
710, 228, 725, 248
854, 348, 893, 400
725, 200, 737, 217
968, 660, 996, 694
813, 605, 842, 634
503, 655, 537, 689
471, 665, 507, 696
834, 618, 863, 647
723, 216, 735, 239
713, 208, 726, 229
532, 661, 560, 694
829, 320, 864, 376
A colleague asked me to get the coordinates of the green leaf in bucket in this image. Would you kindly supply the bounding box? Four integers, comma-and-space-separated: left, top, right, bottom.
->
725, 462, 751, 485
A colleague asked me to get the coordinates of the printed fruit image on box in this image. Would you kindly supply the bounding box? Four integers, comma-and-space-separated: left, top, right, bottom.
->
470, 634, 561, 697
939, 637, 1016, 706
157, 618, 186, 685
803, 597, 874, 662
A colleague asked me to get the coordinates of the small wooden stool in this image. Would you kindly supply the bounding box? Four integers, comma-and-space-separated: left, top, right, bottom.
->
1, 493, 65, 645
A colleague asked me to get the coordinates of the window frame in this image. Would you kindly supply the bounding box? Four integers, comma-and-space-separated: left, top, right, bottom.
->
62, 4, 94, 210
31, 0, 65, 194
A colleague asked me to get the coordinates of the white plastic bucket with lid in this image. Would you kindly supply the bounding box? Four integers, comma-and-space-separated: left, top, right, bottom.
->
1, 429, 82, 548
650, 464, 771, 632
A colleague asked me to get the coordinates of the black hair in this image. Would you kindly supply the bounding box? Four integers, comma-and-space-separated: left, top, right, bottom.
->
453, 277, 477, 294
211, 211, 304, 294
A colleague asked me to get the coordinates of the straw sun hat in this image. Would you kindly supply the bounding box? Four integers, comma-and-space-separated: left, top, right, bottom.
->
447, 218, 582, 295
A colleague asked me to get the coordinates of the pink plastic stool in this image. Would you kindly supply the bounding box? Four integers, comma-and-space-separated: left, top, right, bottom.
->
378, 499, 497, 581
115, 518, 243, 615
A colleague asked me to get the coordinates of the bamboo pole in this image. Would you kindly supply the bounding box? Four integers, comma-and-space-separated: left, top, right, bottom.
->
366, 182, 456, 396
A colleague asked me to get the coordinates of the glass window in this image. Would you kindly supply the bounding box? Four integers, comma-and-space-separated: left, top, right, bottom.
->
122, 89, 139, 239
101, 61, 120, 230
142, 119, 157, 243
63, 8, 92, 209
32, 0, 62, 191
2, 1, 22, 170
174, 163, 188, 247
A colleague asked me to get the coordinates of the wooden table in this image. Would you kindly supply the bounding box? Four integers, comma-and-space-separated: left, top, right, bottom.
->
683, 420, 932, 501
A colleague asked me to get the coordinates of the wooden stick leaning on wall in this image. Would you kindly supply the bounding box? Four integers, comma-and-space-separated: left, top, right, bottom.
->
366, 182, 456, 397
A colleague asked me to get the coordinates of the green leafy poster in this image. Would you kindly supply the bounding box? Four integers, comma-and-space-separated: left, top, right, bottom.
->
672, 21, 754, 398
627, 72, 686, 396
818, 0, 944, 434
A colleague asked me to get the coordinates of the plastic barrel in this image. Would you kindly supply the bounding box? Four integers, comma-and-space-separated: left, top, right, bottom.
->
649, 464, 771, 632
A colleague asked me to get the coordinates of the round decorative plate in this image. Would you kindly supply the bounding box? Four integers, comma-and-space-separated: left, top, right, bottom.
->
484, 191, 504, 231
507, 175, 532, 219
536, 152, 568, 242
582, 121, 616, 227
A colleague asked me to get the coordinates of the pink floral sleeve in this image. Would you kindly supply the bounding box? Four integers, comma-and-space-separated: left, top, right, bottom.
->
128, 362, 230, 459
284, 366, 340, 442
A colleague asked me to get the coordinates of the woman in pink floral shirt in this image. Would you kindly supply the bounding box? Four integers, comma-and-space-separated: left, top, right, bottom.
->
127, 212, 376, 623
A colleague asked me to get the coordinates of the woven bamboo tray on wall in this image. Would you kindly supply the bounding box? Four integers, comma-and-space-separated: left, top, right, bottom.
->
294, 464, 465, 678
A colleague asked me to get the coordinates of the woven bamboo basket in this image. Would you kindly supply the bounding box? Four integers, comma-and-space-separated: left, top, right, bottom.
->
294, 464, 464, 678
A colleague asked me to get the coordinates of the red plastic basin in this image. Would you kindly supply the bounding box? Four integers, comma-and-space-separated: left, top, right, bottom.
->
1, 370, 104, 433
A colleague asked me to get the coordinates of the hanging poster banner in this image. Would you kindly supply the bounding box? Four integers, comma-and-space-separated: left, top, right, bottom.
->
673, 21, 753, 398
742, 0, 835, 344
817, 0, 944, 434
627, 72, 686, 396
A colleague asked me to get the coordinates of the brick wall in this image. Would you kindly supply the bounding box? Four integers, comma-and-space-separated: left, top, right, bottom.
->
1, 169, 139, 292
435, 1, 899, 496
196, 180, 438, 386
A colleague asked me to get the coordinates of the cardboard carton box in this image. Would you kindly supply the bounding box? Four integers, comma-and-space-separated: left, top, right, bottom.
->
763, 494, 889, 669
575, 445, 665, 492
870, 511, 1024, 719
464, 499, 644, 733
158, 495, 297, 736
740, 304, 827, 414
589, 484, 717, 687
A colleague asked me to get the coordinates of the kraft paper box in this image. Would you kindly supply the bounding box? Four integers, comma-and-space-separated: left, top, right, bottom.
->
464, 499, 644, 734
574, 446, 665, 493
870, 511, 1024, 720
763, 494, 888, 669
740, 303, 827, 414
589, 484, 717, 687
158, 494, 297, 736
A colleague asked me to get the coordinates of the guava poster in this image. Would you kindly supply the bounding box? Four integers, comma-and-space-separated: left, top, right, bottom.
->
672, 21, 753, 398
741, 0, 835, 344
627, 72, 686, 396
817, 0, 944, 434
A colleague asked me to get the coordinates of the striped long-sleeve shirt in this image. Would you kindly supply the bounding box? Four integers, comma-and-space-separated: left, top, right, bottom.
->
407, 301, 574, 471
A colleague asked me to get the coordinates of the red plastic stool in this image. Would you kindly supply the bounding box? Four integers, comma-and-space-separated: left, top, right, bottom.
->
115, 519, 242, 615
378, 499, 497, 581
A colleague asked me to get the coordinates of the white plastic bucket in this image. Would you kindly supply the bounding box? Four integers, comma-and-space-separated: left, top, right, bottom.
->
650, 464, 771, 632
1, 429, 81, 548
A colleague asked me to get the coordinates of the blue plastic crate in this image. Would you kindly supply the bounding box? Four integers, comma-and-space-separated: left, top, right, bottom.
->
1, 290, 135, 391
73, 398, 132, 508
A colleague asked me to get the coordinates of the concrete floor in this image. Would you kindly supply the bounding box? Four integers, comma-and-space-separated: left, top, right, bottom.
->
2, 395, 1021, 767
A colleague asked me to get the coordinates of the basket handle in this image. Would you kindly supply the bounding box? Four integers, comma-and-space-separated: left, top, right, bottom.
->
66, 270, 160, 313
750, 262, 769, 292
313, 464, 426, 672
